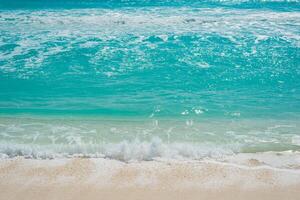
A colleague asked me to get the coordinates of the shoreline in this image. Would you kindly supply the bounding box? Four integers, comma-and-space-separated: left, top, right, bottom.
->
1, 153, 300, 200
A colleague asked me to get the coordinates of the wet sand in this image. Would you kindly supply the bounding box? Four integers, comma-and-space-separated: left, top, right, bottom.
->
0, 155, 300, 200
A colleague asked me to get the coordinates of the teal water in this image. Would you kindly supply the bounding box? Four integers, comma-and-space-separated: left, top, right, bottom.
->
0, 0, 300, 160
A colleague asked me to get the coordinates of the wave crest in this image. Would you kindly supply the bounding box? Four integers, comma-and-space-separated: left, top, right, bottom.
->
0, 137, 237, 161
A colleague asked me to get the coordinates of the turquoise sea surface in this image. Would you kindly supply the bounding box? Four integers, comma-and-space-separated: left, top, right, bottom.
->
0, 0, 300, 160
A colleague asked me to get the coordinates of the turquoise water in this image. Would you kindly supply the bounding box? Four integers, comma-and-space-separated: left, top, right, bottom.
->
0, 0, 300, 160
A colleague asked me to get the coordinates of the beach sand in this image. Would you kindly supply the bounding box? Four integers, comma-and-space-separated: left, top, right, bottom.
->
0, 154, 300, 200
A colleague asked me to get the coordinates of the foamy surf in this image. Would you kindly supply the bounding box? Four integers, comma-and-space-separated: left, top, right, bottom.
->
0, 117, 299, 164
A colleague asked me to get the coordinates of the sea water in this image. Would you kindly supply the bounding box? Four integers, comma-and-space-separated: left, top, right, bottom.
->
0, 0, 300, 161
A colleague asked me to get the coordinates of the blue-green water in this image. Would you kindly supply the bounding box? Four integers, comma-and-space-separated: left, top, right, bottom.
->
0, 0, 300, 160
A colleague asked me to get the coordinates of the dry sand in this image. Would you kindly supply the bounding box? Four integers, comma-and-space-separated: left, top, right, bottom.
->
0, 154, 300, 200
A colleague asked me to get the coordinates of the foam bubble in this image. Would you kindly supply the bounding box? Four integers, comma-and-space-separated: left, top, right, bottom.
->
0, 137, 237, 161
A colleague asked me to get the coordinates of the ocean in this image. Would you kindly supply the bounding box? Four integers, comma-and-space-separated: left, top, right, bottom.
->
0, 0, 300, 161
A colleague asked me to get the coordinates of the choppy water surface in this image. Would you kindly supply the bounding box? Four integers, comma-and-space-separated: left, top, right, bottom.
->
0, 0, 300, 160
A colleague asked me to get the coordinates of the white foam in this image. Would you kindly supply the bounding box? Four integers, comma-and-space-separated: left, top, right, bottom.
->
292, 136, 300, 146
1, 7, 299, 79
0, 137, 237, 161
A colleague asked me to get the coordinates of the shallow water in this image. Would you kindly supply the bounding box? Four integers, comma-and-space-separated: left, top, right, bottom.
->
0, 0, 300, 160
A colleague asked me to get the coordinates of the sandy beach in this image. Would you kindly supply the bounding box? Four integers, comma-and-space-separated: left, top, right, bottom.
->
1, 153, 300, 200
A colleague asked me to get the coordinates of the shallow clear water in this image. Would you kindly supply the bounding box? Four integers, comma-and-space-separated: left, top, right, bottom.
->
0, 0, 300, 160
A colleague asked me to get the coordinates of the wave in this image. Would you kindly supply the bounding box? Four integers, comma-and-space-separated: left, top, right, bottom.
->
0, 138, 238, 160
1, 138, 300, 170
0, 116, 300, 161
0, 117, 299, 161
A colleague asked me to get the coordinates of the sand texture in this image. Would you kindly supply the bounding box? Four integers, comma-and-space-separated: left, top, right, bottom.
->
0, 154, 300, 200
